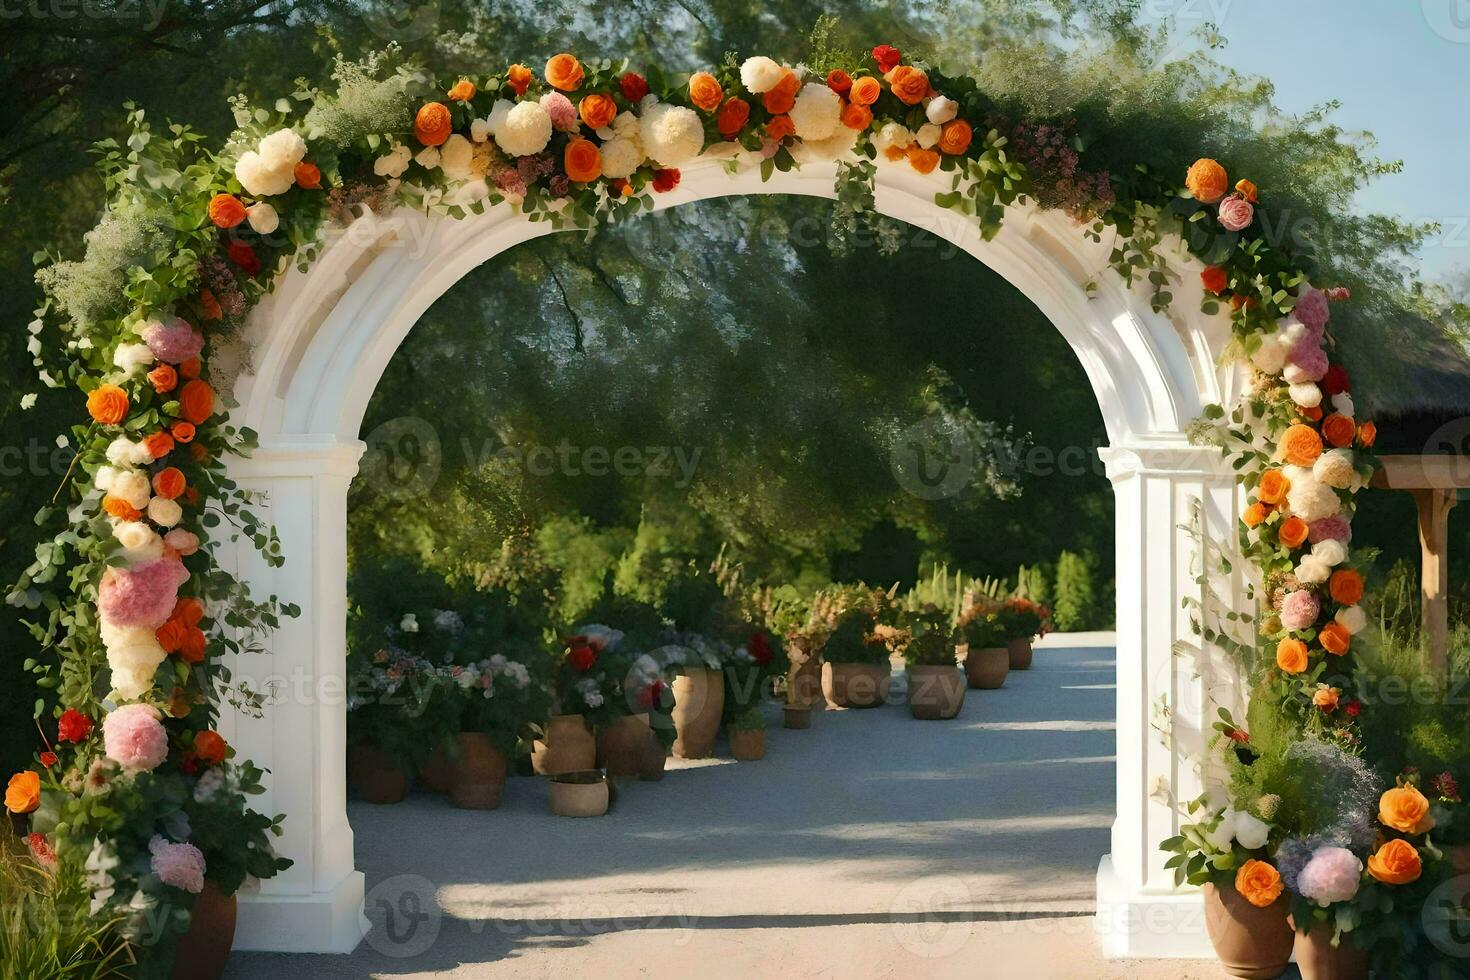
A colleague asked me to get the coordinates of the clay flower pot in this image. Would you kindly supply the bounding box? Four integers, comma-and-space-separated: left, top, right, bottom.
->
783, 704, 812, 730
1291, 921, 1369, 980
638, 730, 668, 781
729, 729, 766, 761
596, 713, 650, 780
531, 714, 597, 776
171, 880, 236, 980
671, 667, 725, 759
906, 665, 965, 720
449, 732, 507, 810
963, 647, 1009, 689
549, 770, 610, 817
821, 662, 891, 709
418, 744, 452, 794
347, 744, 406, 804
1007, 637, 1034, 670
787, 647, 824, 708
1201, 882, 1293, 979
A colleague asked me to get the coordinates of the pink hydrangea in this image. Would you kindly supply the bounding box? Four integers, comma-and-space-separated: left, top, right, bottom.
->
1217, 194, 1255, 232
1308, 516, 1353, 544
141, 316, 205, 365
149, 835, 206, 893
103, 703, 169, 772
1283, 343, 1329, 384
164, 529, 200, 556
1279, 589, 1321, 632
539, 91, 577, 132
1296, 846, 1361, 906
1294, 287, 1331, 332
98, 557, 189, 629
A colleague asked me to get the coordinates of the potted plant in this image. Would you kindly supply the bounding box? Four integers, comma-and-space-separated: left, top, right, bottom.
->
898, 606, 965, 720
820, 589, 893, 709
956, 604, 1009, 690
534, 626, 621, 775
728, 708, 767, 761
597, 647, 676, 780
346, 644, 450, 803
655, 633, 729, 758
999, 597, 1050, 670
442, 652, 548, 809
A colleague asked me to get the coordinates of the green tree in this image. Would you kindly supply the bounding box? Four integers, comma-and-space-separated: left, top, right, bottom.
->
1053, 549, 1101, 632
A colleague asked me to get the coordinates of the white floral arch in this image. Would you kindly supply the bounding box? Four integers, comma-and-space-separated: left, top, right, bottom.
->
221, 156, 1246, 958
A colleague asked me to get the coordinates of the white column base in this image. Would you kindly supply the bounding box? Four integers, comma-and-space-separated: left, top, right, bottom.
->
235, 871, 369, 953
1094, 855, 1212, 959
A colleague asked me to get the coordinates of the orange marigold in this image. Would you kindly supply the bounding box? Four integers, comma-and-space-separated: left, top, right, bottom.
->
103, 496, 142, 521
840, 101, 873, 131
1367, 839, 1422, 886
1235, 860, 1284, 909
762, 70, 799, 115
1278, 515, 1309, 549
148, 364, 178, 395
563, 139, 602, 183
1257, 468, 1290, 506
152, 467, 186, 500
208, 194, 247, 229
907, 146, 940, 175
849, 76, 881, 106
1242, 502, 1269, 528
141, 431, 175, 460
1281, 424, 1323, 467
86, 384, 129, 425
507, 64, 533, 95
447, 79, 477, 102
1276, 638, 1309, 674
765, 114, 796, 141
1185, 158, 1229, 204
413, 102, 452, 147
716, 97, 750, 139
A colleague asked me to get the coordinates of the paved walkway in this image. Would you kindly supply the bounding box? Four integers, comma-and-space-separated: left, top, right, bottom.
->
225, 637, 1226, 979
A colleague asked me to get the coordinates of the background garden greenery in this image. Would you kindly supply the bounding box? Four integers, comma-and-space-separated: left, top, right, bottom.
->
2, 0, 1467, 777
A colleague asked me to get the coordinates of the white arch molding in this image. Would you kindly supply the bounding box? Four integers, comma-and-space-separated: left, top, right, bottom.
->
219, 158, 1250, 959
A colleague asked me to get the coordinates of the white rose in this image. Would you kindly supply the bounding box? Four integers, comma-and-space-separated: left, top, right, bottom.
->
926, 95, 958, 125
792, 125, 859, 163
257, 128, 307, 172
147, 497, 183, 529
106, 437, 151, 468
102, 624, 167, 699
1205, 809, 1237, 850
1336, 605, 1368, 635
373, 144, 412, 178
485, 99, 515, 137
246, 202, 279, 235
1333, 392, 1355, 419
1285, 473, 1341, 523
915, 123, 941, 149
1288, 382, 1322, 409
1312, 538, 1349, 567
1313, 448, 1356, 490
1296, 554, 1333, 585
495, 101, 553, 157
108, 469, 152, 511
1234, 812, 1270, 850
400, 613, 419, 633
873, 121, 913, 154
444, 181, 489, 207
1249, 335, 1289, 375
788, 83, 840, 140
112, 343, 154, 376
113, 522, 163, 562
640, 103, 704, 166
739, 56, 785, 93
439, 134, 475, 180
599, 138, 643, 179
470, 117, 492, 143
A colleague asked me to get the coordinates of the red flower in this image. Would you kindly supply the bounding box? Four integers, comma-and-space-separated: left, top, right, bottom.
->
57, 708, 92, 743
227, 240, 261, 276
826, 69, 853, 96
638, 678, 666, 709
1433, 771, 1462, 803
39, 751, 57, 767
26, 833, 56, 870
872, 44, 902, 73
1225, 728, 1250, 745
1343, 699, 1363, 718
1321, 365, 1350, 395
748, 632, 773, 665
1200, 266, 1228, 295
569, 644, 597, 672
619, 72, 650, 102
652, 168, 681, 193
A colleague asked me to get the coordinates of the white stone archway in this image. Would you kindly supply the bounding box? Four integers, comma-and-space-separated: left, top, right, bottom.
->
219, 157, 1249, 959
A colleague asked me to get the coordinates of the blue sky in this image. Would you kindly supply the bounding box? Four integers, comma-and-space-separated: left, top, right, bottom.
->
1140, 0, 1469, 285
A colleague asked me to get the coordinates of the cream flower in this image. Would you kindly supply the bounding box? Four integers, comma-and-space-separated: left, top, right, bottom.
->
439, 134, 476, 181
147, 497, 183, 529
414, 145, 441, 170
1312, 538, 1348, 567
1250, 335, 1290, 375
113, 522, 164, 563
373, 143, 412, 178
792, 124, 860, 163
112, 343, 154, 376
246, 202, 279, 235
106, 438, 151, 468
915, 123, 941, 149
1296, 554, 1333, 585
1288, 382, 1322, 409
1313, 448, 1356, 490
470, 117, 492, 143
873, 121, 913, 154
1333, 392, 1355, 419
599, 138, 643, 179
788, 83, 841, 140
926, 95, 959, 125
258, 128, 307, 170
100, 620, 168, 700
739, 56, 785, 93
235, 129, 306, 197
1336, 605, 1368, 635
495, 101, 553, 157
640, 103, 703, 166
1286, 471, 1341, 523
102, 468, 151, 511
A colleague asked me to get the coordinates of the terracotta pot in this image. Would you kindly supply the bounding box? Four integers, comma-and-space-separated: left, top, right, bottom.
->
418, 745, 452, 794
449, 733, 507, 810
783, 705, 812, 730
1201, 882, 1292, 979
347, 744, 406, 804
671, 668, 725, 759
963, 647, 1010, 689
596, 713, 649, 780
171, 880, 236, 980
1291, 921, 1369, 980
787, 643, 824, 708
549, 770, 609, 817
531, 714, 596, 776
822, 662, 891, 709
638, 730, 668, 781
907, 665, 965, 720
1007, 637, 1034, 670
729, 729, 766, 761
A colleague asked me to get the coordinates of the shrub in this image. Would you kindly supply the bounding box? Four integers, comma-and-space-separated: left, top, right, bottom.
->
1053, 549, 1100, 632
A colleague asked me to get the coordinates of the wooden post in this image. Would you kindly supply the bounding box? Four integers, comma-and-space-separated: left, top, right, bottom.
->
1411, 488, 1458, 676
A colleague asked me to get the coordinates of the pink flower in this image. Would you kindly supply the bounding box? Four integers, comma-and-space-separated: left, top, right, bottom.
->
98, 558, 189, 629
102, 703, 169, 772
1279, 590, 1321, 632
540, 91, 577, 132
164, 529, 200, 556
1217, 194, 1255, 232
140, 317, 205, 365
1294, 287, 1331, 332
1283, 343, 1329, 385
149, 835, 206, 893
26, 833, 57, 870
1296, 846, 1361, 906
1307, 516, 1353, 544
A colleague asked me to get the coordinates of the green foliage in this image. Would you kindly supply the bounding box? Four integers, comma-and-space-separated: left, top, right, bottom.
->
897, 605, 959, 666
0, 838, 132, 979
1052, 549, 1102, 631
1017, 562, 1052, 606
727, 706, 767, 732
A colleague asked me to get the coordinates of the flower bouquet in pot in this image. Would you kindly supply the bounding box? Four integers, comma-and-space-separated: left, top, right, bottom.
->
345, 644, 456, 803
536, 626, 625, 776
439, 651, 549, 809
897, 605, 965, 721
956, 603, 1009, 690
727, 708, 767, 762
819, 590, 894, 710
998, 597, 1050, 670
651, 631, 731, 759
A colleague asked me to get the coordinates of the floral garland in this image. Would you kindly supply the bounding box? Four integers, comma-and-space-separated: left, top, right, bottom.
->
4, 39, 1411, 971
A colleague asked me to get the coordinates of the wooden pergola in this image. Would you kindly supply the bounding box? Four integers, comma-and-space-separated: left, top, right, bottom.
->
1372, 455, 1469, 672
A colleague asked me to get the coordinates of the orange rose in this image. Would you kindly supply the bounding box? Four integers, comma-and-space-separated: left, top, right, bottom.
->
4, 771, 39, 815
849, 76, 882, 106
1329, 569, 1364, 606
87, 384, 129, 425
1200, 265, 1227, 294
506, 64, 533, 96
1367, 839, 1422, 885
1313, 685, 1340, 711
294, 162, 322, 189
1319, 622, 1351, 656
194, 731, 228, 765
208, 194, 247, 229
148, 364, 178, 395
1379, 785, 1435, 835
886, 65, 929, 105
1235, 859, 1284, 909
1278, 516, 1309, 549
171, 421, 196, 444
766, 115, 796, 141
688, 71, 723, 112
198, 289, 221, 322
179, 627, 207, 664
447, 78, 477, 102
716, 96, 750, 139
142, 430, 175, 460
1281, 423, 1323, 466
1235, 178, 1259, 203
178, 380, 214, 425
563, 139, 602, 183
1257, 468, 1290, 506
938, 119, 972, 155
179, 357, 201, 379
545, 54, 584, 92
175, 597, 206, 627
907, 146, 940, 175
1242, 502, 1268, 528
579, 93, 617, 130
1186, 158, 1229, 204
1358, 421, 1377, 447
413, 102, 452, 147
1275, 638, 1309, 674
840, 101, 873, 131
762, 70, 799, 115
1300, 405, 1323, 422
103, 496, 142, 521
152, 467, 186, 500
156, 617, 189, 654
1322, 413, 1356, 448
